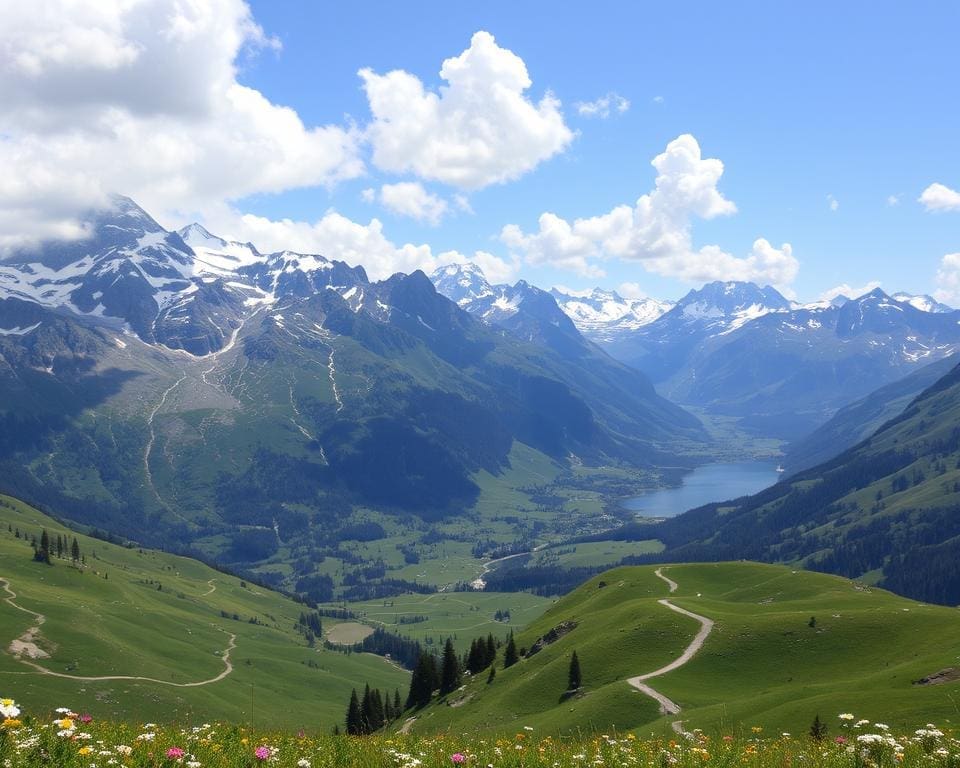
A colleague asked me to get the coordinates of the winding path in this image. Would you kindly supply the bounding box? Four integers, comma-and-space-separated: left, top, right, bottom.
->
1, 576, 237, 687
626, 568, 714, 733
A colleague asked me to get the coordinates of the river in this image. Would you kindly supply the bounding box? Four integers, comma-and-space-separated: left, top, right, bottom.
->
622, 460, 781, 518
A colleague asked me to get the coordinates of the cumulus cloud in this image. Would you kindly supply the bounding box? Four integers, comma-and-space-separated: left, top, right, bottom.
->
360, 30, 574, 189
575, 92, 630, 118
378, 182, 448, 225
203, 206, 516, 283
920, 183, 960, 212
827, 194, 839, 212
820, 280, 882, 302
0, 0, 361, 251
934, 253, 960, 304
500, 134, 798, 288
887, 194, 901, 207
617, 282, 648, 299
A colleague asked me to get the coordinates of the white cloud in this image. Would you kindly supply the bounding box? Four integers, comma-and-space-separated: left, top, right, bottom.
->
204, 206, 516, 283
499, 134, 797, 288
360, 188, 376, 203
652, 95, 665, 104
920, 183, 960, 212
934, 253, 960, 304
827, 194, 839, 212
359, 30, 574, 189
820, 280, 881, 302
575, 92, 630, 118
617, 282, 648, 299
0, 0, 361, 251
378, 182, 448, 225
887, 194, 901, 207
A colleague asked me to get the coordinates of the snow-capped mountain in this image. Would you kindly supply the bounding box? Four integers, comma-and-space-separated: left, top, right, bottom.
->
430, 262, 495, 307
891, 292, 953, 314
619, 285, 960, 439
430, 264, 590, 357
0, 196, 374, 354
549, 288, 673, 340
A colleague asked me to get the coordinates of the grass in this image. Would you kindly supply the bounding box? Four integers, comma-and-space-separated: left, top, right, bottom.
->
401, 562, 960, 737
1, 703, 958, 768
324, 622, 375, 644
0, 495, 407, 729
347, 591, 552, 652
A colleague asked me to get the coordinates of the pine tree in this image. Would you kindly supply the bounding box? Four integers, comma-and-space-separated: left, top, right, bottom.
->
34, 529, 51, 564
71, 537, 80, 562
486, 665, 496, 684
809, 714, 828, 741
440, 638, 461, 695
345, 689, 362, 735
406, 651, 437, 709
485, 633, 497, 667
503, 631, 518, 669
393, 689, 402, 717
568, 650, 582, 690
360, 684, 374, 734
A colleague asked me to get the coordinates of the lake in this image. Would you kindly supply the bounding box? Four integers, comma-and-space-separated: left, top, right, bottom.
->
622, 460, 781, 518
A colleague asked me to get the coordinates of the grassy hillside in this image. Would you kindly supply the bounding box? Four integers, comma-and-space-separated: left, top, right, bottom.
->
403, 563, 960, 737
0, 495, 407, 728
785, 355, 956, 473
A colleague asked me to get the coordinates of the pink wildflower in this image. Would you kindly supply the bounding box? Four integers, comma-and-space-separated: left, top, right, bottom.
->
166, 746, 185, 758
451, 754, 467, 764
79, 714, 93, 723
255, 745, 272, 760
835, 737, 847, 744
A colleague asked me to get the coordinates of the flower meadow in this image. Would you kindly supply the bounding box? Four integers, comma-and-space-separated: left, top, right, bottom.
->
2, 697, 960, 768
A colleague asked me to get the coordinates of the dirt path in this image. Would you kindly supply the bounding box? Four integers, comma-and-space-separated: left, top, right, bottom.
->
626, 568, 713, 734
1, 577, 48, 658
1, 575, 237, 687
201, 579, 217, 597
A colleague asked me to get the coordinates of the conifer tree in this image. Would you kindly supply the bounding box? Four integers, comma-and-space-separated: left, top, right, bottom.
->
485, 633, 497, 667
440, 638, 461, 695
406, 651, 437, 709
345, 688, 362, 735
568, 650, 582, 690
393, 688, 402, 716
809, 714, 828, 741
503, 631, 518, 669
71, 537, 80, 562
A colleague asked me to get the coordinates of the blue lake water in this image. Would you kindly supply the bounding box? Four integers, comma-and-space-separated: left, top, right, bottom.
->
622, 461, 781, 518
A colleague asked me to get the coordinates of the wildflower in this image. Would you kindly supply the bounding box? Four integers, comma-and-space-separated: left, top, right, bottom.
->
187, 762, 201, 768
167, 747, 186, 758
0, 698, 20, 719
451, 754, 467, 764
54, 716, 75, 731
2, 718, 21, 729
838, 714, 855, 721
751, 726, 763, 734
297, 760, 311, 768
79, 713, 93, 723
835, 737, 847, 744
116, 745, 133, 755
254, 745, 272, 760
78, 746, 93, 756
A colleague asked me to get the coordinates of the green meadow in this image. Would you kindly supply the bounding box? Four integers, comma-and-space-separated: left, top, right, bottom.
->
403, 562, 960, 737
0, 495, 407, 729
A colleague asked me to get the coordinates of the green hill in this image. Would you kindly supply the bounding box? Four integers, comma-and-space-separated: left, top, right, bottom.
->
0, 494, 407, 728
402, 562, 960, 737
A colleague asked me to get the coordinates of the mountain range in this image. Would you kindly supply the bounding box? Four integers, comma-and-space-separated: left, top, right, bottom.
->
432, 264, 960, 440
0, 197, 705, 592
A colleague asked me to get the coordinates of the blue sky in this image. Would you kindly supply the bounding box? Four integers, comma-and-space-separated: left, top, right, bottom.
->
2, 1, 958, 302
